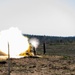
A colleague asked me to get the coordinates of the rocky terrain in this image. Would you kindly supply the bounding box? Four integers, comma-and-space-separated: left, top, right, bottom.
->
0, 55, 75, 75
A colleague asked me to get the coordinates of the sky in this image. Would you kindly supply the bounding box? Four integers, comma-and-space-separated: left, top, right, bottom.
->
0, 0, 75, 36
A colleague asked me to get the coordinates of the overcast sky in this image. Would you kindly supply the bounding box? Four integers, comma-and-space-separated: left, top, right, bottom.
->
0, 0, 75, 36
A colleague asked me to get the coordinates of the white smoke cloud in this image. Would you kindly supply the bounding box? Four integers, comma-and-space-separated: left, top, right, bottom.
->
0, 27, 30, 58
29, 38, 40, 49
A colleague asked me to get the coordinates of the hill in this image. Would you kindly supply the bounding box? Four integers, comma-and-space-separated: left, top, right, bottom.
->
23, 34, 75, 44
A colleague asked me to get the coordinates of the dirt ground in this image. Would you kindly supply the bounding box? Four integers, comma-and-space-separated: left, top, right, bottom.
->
0, 55, 75, 75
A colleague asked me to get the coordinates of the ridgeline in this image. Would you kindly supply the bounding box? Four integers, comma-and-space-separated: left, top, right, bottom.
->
23, 34, 75, 44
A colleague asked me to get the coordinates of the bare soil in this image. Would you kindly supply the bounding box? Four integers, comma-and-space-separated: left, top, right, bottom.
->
0, 55, 75, 75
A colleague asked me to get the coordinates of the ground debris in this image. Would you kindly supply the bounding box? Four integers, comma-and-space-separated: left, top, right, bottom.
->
0, 55, 75, 75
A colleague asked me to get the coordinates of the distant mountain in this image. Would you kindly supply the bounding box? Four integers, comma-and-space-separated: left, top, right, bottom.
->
23, 34, 75, 44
